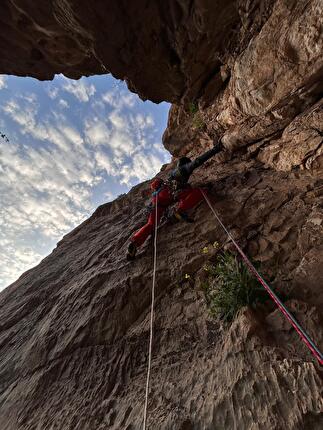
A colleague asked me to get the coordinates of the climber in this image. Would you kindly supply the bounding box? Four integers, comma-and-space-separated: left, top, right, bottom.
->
169, 139, 223, 221
127, 178, 173, 260
126, 140, 223, 260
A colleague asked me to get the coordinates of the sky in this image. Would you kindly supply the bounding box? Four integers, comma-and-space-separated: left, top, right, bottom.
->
0, 74, 170, 291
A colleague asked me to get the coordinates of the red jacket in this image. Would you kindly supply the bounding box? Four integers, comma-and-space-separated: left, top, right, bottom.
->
151, 185, 173, 207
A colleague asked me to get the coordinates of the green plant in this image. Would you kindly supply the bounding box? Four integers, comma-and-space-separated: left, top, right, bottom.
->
192, 112, 206, 130
188, 102, 198, 115
202, 252, 268, 321
187, 101, 206, 130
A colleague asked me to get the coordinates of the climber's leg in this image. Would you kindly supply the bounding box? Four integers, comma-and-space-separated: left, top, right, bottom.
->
132, 219, 153, 248
177, 187, 204, 212
127, 207, 165, 260
173, 187, 205, 222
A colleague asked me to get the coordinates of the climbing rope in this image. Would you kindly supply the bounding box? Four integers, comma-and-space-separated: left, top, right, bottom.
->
143, 200, 159, 429
201, 190, 323, 366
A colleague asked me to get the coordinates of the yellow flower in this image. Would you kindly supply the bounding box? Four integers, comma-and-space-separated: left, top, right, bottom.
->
213, 241, 219, 249
184, 273, 191, 279
202, 246, 209, 254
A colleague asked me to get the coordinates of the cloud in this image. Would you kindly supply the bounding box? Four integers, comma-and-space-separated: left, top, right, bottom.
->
84, 101, 167, 186
0, 76, 7, 90
119, 152, 166, 185
2, 97, 49, 142
102, 88, 136, 109
3, 99, 32, 125
47, 86, 59, 99
22, 93, 37, 104
0, 243, 43, 290
109, 110, 128, 129
91, 100, 105, 110
104, 190, 116, 201
0, 122, 99, 288
85, 109, 137, 161
63, 78, 96, 102
95, 150, 118, 176
0, 75, 170, 290
59, 99, 69, 109
133, 113, 155, 129
0, 96, 99, 241
84, 118, 111, 147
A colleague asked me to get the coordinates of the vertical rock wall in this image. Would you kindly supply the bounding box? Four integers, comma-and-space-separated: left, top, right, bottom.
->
0, 0, 322, 429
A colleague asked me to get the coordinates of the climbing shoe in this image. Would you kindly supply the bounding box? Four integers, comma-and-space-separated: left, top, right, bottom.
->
126, 242, 137, 261
174, 211, 194, 223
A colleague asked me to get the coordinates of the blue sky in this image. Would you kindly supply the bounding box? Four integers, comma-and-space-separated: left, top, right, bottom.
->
0, 74, 170, 290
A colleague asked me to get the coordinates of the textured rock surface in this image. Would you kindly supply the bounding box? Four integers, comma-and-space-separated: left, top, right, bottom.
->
1, 165, 322, 429
0, 0, 274, 103
1, 0, 323, 429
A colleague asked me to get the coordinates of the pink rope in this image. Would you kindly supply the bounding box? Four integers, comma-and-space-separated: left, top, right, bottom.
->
201, 190, 323, 365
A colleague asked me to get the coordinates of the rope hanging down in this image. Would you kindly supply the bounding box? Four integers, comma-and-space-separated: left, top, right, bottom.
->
201, 190, 323, 366
143, 200, 158, 430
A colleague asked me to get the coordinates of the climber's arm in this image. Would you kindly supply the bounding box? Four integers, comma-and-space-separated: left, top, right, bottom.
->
184, 140, 223, 175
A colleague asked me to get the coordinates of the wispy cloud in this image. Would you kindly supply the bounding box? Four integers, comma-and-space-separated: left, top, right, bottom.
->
102, 88, 136, 109
0, 241, 43, 288
1, 95, 99, 288
87, 98, 165, 185
0, 130, 98, 289
0, 75, 170, 290
59, 99, 69, 109
63, 78, 96, 102
0, 76, 7, 90
46, 86, 59, 99
84, 117, 112, 147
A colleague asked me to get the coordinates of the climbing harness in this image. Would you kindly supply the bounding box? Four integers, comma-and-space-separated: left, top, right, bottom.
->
143, 199, 158, 429
201, 189, 323, 366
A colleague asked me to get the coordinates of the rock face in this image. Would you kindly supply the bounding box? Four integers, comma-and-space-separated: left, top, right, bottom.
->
0, 0, 274, 103
1, 1, 323, 429
1, 167, 323, 430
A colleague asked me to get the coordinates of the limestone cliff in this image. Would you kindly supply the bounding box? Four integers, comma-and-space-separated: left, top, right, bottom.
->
0, 1, 323, 429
